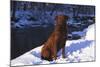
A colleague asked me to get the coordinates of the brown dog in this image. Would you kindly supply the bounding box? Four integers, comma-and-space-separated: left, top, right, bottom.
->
41, 15, 68, 61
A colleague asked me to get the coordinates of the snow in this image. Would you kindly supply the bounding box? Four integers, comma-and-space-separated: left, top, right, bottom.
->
72, 28, 87, 37
11, 24, 95, 66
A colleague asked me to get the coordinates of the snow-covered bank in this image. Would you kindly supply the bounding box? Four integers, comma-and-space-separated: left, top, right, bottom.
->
11, 24, 95, 66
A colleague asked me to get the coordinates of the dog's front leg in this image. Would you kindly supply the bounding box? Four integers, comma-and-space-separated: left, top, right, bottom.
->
62, 46, 65, 58
52, 45, 57, 60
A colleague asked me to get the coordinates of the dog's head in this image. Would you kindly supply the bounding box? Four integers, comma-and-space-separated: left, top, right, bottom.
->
55, 15, 69, 25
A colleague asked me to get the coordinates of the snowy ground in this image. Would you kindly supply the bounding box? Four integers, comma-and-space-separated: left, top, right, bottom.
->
11, 24, 95, 66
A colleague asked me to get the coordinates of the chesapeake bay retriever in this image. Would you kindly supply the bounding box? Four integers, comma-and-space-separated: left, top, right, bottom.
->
41, 15, 68, 61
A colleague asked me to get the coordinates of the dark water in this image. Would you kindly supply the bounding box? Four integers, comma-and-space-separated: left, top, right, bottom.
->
11, 25, 54, 59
